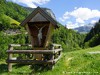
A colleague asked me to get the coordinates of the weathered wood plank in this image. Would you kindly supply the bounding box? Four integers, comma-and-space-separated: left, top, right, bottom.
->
7, 49, 62, 54
8, 63, 12, 72
54, 48, 62, 53
9, 44, 32, 47
9, 44, 61, 47
7, 50, 54, 54
54, 54, 62, 63
52, 44, 61, 47
6, 59, 54, 64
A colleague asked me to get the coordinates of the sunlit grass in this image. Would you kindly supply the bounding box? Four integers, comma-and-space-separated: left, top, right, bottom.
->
2, 14, 20, 25
0, 45, 100, 75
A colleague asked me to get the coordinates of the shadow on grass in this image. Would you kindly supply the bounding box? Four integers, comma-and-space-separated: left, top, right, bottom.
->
12, 64, 48, 75
0, 64, 8, 74
0, 64, 49, 75
0, 64, 30, 74
13, 64, 26, 69
29, 64, 50, 75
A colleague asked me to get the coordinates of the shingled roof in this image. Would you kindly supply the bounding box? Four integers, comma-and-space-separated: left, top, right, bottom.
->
20, 6, 58, 28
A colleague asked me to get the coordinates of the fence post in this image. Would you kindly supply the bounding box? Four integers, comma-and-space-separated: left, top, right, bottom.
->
8, 45, 13, 72
51, 45, 54, 60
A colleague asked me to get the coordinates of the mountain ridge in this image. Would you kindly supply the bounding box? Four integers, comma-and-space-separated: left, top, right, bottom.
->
73, 24, 94, 33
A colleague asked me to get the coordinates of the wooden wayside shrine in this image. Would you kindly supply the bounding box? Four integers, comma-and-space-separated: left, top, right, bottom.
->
6, 6, 62, 72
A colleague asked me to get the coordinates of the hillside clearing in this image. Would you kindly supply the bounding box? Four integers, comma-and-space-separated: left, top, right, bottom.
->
0, 45, 100, 75
1, 14, 20, 25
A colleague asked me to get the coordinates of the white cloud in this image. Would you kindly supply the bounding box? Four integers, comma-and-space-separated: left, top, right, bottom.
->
59, 12, 69, 22
70, 7, 100, 21
32, 0, 50, 5
76, 18, 84, 23
66, 22, 86, 29
60, 7, 100, 28
6, 0, 50, 8
66, 21, 79, 29
91, 20, 97, 24
60, 7, 100, 23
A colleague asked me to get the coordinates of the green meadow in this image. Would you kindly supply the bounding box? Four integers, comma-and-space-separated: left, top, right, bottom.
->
0, 45, 100, 75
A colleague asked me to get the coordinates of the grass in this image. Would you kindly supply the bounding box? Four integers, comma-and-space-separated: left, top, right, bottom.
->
0, 45, 100, 75
2, 14, 20, 25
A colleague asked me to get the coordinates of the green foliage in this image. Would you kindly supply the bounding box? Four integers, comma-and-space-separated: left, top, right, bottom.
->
52, 25, 85, 52
84, 19, 100, 47
0, 32, 12, 59
0, 28, 30, 59
85, 34, 100, 47
0, 13, 20, 31
0, 0, 30, 31
0, 0, 29, 22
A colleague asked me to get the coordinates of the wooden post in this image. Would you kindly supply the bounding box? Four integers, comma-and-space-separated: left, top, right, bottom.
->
49, 45, 54, 69
8, 45, 13, 72
51, 45, 54, 60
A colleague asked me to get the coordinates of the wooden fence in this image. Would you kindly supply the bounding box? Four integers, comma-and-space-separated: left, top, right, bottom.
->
6, 44, 62, 72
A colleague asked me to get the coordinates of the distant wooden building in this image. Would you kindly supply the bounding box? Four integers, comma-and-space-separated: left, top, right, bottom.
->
20, 6, 58, 49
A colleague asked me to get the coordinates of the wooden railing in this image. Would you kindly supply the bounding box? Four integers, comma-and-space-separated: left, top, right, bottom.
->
6, 44, 62, 72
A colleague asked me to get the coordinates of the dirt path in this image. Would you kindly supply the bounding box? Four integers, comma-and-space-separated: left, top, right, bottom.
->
88, 51, 100, 54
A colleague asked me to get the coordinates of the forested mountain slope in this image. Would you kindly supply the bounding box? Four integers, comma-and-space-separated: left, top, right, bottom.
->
52, 25, 85, 52
84, 20, 100, 47
0, 0, 30, 31
0, 0, 29, 22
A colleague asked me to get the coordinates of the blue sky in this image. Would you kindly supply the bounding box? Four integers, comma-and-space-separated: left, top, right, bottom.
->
7, 0, 100, 29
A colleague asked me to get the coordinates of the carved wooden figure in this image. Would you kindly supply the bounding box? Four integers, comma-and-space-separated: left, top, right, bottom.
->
20, 6, 58, 60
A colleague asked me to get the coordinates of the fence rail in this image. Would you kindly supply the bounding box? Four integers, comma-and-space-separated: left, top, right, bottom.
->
6, 44, 62, 72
